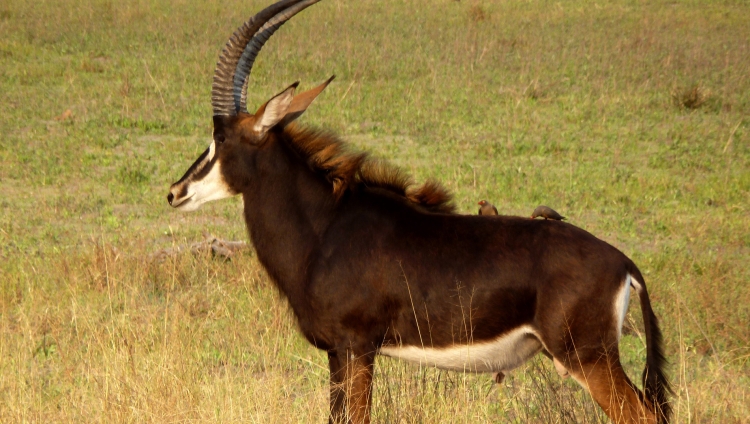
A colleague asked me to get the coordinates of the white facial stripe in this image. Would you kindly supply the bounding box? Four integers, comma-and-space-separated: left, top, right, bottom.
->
206, 140, 216, 162
379, 326, 542, 373
173, 141, 214, 191
614, 274, 633, 340
190, 141, 215, 176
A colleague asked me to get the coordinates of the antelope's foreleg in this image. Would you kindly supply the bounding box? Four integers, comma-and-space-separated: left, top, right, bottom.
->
328, 350, 346, 424
328, 347, 375, 424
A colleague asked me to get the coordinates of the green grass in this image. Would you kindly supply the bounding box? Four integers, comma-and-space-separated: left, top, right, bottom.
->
1, 0, 749, 422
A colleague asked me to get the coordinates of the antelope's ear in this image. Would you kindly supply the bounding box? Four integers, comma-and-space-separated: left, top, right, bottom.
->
253, 82, 299, 135
280, 75, 335, 127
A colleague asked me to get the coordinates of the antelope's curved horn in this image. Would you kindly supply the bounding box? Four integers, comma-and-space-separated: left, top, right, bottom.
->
211, 0, 321, 117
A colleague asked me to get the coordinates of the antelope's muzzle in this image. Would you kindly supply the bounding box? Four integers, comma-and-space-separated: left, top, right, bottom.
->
166, 141, 236, 211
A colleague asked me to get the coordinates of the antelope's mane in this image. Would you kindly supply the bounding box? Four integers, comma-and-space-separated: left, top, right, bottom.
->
282, 125, 455, 214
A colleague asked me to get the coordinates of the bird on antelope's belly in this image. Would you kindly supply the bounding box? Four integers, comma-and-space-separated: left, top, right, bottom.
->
531, 205, 565, 221
478, 200, 498, 216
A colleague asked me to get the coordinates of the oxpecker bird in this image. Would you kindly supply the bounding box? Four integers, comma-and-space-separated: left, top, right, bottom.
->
531, 205, 565, 221
478, 200, 498, 216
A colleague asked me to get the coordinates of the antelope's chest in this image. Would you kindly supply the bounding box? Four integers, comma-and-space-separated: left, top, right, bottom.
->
378, 326, 542, 373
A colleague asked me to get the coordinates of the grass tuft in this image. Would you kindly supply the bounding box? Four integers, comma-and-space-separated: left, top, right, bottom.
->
671, 84, 711, 110
468, 3, 487, 23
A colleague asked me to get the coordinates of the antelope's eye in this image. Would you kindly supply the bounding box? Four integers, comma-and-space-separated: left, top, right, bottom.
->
215, 134, 225, 144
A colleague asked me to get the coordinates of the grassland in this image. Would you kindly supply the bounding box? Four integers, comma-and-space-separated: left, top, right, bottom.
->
1, 0, 748, 422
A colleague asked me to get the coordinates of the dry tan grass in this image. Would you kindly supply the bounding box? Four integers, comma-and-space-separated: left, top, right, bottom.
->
1, 239, 748, 422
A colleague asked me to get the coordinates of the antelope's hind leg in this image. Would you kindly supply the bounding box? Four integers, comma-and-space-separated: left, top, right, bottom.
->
566, 349, 657, 424
328, 347, 375, 424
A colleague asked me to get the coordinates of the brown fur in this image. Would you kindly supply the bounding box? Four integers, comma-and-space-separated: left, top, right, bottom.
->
571, 360, 657, 424
284, 124, 455, 212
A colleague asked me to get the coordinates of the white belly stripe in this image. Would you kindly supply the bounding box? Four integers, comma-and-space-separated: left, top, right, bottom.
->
379, 325, 542, 373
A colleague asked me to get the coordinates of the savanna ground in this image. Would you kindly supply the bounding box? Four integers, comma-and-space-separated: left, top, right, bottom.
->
1, 0, 748, 422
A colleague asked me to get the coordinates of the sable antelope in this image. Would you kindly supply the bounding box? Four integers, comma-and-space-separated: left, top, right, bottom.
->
531, 205, 566, 221
166, 1, 671, 422
478, 199, 499, 216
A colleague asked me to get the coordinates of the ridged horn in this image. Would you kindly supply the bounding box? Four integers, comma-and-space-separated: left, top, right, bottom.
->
211, 0, 321, 117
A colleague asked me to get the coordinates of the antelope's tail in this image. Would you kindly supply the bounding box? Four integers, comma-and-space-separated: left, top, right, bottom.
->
628, 264, 672, 423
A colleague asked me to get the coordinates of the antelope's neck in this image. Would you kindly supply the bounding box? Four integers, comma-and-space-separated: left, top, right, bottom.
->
241, 141, 335, 314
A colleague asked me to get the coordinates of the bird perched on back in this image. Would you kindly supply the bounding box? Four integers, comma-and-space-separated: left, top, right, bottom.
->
478, 200, 499, 216
531, 205, 565, 221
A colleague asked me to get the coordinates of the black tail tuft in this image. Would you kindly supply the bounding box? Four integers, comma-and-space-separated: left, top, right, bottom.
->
642, 302, 672, 423
630, 266, 672, 423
